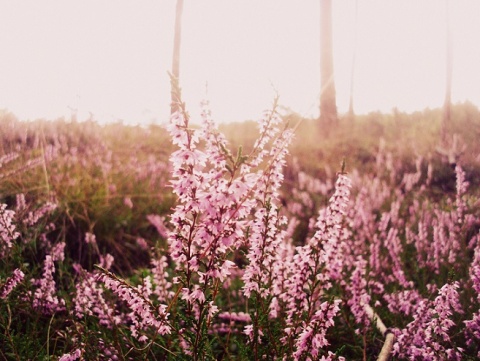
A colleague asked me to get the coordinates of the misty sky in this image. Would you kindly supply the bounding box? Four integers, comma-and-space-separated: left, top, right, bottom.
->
0, 1, 479, 124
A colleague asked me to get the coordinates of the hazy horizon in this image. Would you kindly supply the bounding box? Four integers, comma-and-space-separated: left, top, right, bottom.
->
1, 1, 479, 125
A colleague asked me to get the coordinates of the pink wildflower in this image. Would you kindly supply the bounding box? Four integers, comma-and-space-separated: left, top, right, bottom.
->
59, 348, 82, 361
32, 255, 65, 314
0, 203, 19, 257
0, 268, 24, 299
96, 270, 171, 339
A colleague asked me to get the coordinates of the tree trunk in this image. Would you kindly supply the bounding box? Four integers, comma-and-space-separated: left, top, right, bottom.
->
348, 0, 359, 121
171, 0, 184, 114
320, 0, 338, 129
441, 0, 452, 145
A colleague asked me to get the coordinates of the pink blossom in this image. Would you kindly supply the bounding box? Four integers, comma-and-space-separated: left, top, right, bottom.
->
59, 348, 82, 361
0, 203, 19, 257
32, 255, 65, 314
0, 268, 24, 299
96, 270, 171, 339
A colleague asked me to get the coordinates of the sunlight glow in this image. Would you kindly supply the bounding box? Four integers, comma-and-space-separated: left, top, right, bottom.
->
0, 1, 479, 124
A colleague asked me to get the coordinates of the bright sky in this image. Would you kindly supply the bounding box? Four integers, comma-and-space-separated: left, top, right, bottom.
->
0, 1, 479, 124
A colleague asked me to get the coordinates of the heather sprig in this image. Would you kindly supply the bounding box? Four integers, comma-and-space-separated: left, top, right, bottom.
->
0, 268, 25, 299
95, 266, 171, 340
32, 254, 66, 315
393, 282, 463, 360
0, 203, 19, 257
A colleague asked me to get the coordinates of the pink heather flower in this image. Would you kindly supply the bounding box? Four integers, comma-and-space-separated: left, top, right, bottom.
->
242, 129, 294, 299
218, 311, 251, 323
73, 265, 120, 327
345, 257, 371, 329
0, 268, 24, 299
123, 196, 133, 209
147, 214, 169, 239
244, 324, 264, 344
32, 255, 65, 314
151, 255, 173, 302
96, 270, 170, 339
23, 201, 57, 227
99, 253, 114, 270
393, 282, 462, 360
384, 288, 423, 316
455, 164, 468, 222
59, 348, 82, 361
15, 193, 26, 212
137, 276, 153, 299
0, 152, 19, 168
84, 232, 97, 245
0, 203, 19, 257
181, 285, 206, 304
292, 299, 341, 360
50, 241, 66, 262
136, 237, 148, 250
465, 242, 480, 347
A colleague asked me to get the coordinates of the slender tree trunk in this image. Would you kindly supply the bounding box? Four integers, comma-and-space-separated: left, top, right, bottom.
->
348, 0, 359, 121
171, 0, 184, 114
441, 0, 452, 145
320, 0, 337, 129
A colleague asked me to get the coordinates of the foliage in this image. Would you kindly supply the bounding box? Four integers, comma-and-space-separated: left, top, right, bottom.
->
0, 100, 480, 360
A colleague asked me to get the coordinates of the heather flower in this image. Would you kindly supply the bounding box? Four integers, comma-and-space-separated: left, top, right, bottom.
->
73, 265, 120, 327
147, 214, 169, 239
15, 193, 26, 212
98, 253, 114, 270
123, 196, 133, 209
136, 237, 148, 250
0, 268, 24, 299
279, 173, 351, 357
151, 255, 173, 302
23, 201, 57, 227
292, 299, 341, 361
393, 282, 463, 360
465, 241, 480, 348
96, 269, 170, 339
345, 257, 371, 329
0, 152, 19, 168
0, 203, 19, 257
84, 232, 97, 245
50, 241, 66, 262
32, 255, 65, 314
455, 164, 468, 222
59, 348, 82, 361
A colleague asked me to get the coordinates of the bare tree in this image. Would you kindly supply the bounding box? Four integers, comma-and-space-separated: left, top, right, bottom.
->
171, 0, 184, 114
441, 0, 452, 145
320, 0, 338, 129
348, 0, 359, 121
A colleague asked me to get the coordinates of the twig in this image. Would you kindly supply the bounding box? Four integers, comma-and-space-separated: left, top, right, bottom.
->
362, 303, 395, 361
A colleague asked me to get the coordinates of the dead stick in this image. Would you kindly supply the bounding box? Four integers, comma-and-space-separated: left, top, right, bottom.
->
362, 303, 395, 361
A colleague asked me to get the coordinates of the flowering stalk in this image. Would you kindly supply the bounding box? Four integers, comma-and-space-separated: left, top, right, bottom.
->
280, 173, 351, 360
95, 266, 171, 341
32, 255, 65, 315
0, 203, 19, 258
0, 268, 24, 299
393, 282, 463, 360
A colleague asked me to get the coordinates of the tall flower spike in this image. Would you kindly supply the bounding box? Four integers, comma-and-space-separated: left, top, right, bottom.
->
0, 203, 19, 257
0, 268, 24, 299
96, 268, 171, 339
32, 255, 65, 315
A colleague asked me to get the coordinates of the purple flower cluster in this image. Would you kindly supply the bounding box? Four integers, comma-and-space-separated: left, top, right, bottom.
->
32, 255, 65, 314
393, 282, 463, 360
0, 203, 19, 257
0, 268, 24, 299
96, 269, 171, 340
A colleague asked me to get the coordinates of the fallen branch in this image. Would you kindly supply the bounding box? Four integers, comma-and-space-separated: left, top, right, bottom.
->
363, 303, 395, 361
